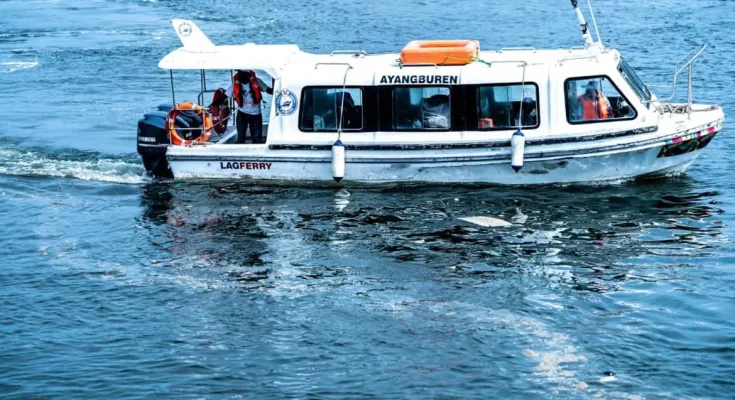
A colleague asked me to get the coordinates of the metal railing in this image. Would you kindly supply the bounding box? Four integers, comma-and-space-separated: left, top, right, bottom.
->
498, 47, 537, 52
315, 62, 354, 70
558, 54, 600, 64
646, 44, 707, 119
397, 62, 438, 69
330, 49, 367, 56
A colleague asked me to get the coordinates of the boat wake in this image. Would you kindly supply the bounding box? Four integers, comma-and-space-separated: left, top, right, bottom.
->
0, 141, 146, 184
1, 61, 39, 73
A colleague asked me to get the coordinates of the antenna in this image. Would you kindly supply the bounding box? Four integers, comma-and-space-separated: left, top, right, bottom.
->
570, 0, 594, 48
587, 0, 604, 49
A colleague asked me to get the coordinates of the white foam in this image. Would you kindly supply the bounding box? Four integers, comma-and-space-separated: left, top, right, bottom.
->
421, 303, 593, 395
2, 61, 39, 73
0, 147, 146, 184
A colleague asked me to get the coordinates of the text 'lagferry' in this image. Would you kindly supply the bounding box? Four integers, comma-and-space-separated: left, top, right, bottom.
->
220, 162, 273, 170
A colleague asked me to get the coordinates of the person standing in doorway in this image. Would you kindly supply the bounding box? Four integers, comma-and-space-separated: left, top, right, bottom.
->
226, 70, 273, 144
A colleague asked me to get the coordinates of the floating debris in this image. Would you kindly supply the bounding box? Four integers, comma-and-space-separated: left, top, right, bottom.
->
459, 216, 512, 227
600, 371, 617, 383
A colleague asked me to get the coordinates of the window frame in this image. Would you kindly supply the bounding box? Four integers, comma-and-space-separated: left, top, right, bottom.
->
475, 82, 541, 131
298, 86, 366, 133
617, 58, 652, 105
564, 75, 638, 126
390, 85, 453, 132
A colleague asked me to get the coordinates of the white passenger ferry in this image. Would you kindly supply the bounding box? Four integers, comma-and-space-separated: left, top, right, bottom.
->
137, 1, 724, 185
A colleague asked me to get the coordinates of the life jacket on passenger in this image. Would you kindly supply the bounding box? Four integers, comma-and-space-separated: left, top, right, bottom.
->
209, 88, 230, 135
233, 70, 263, 108
479, 118, 494, 129
578, 94, 611, 120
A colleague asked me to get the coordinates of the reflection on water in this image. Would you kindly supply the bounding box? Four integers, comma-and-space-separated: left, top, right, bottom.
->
138, 178, 725, 295
129, 178, 733, 397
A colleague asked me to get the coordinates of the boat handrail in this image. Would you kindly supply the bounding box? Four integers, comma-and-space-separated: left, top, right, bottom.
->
330, 49, 367, 56
558, 55, 599, 64
647, 44, 706, 119
397, 62, 439, 69
315, 62, 354, 69
498, 47, 537, 52
197, 89, 219, 106
488, 60, 529, 67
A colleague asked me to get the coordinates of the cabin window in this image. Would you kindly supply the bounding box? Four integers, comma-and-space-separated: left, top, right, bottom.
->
565, 76, 637, 124
477, 84, 539, 130
392, 87, 451, 130
299, 87, 364, 132
618, 58, 652, 105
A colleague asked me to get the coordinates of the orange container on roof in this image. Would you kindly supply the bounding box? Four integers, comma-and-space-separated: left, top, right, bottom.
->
400, 40, 480, 66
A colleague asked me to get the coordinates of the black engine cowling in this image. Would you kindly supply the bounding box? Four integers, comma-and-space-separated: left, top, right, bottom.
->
137, 104, 173, 178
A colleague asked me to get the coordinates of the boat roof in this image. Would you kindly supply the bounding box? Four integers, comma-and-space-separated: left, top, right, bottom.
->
159, 43, 302, 78
159, 19, 619, 78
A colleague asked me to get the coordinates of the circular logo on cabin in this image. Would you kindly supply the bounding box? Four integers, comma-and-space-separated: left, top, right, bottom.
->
178, 22, 192, 37
276, 89, 298, 116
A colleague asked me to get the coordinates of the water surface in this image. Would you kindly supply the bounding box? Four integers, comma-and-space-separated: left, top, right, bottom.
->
1, 0, 734, 398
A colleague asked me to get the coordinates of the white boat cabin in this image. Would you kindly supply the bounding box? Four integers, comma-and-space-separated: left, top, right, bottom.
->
158, 20, 657, 148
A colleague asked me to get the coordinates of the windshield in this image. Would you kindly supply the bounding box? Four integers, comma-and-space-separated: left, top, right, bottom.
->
618, 58, 652, 105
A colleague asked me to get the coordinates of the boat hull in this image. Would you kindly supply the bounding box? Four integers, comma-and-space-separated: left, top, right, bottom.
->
165, 142, 705, 186
163, 118, 723, 186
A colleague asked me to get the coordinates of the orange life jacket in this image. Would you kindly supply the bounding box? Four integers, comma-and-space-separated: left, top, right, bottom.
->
479, 118, 494, 129
579, 95, 611, 120
233, 70, 262, 107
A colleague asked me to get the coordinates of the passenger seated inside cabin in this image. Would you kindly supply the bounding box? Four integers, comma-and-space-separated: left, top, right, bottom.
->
576, 81, 613, 121
300, 88, 364, 132
477, 85, 538, 129
392, 87, 451, 130
338, 91, 361, 130
512, 97, 537, 127
567, 78, 636, 123
312, 89, 337, 131
423, 93, 450, 129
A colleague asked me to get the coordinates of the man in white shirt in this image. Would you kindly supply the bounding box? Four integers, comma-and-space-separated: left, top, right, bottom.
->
226, 70, 273, 144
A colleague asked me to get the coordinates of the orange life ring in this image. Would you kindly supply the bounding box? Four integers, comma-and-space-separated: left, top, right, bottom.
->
209, 88, 230, 135
210, 104, 230, 135
166, 102, 212, 146
400, 40, 480, 66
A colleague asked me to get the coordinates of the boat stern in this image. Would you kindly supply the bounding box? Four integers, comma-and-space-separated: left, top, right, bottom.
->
137, 105, 173, 178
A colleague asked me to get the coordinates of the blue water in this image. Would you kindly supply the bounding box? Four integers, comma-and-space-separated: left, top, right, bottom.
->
2, 0, 735, 398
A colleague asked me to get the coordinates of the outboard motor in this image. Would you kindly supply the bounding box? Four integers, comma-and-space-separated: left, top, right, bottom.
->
137, 104, 173, 178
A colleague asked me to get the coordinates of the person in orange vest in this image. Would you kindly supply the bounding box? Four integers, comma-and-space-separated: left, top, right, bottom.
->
226, 70, 273, 144
576, 81, 613, 121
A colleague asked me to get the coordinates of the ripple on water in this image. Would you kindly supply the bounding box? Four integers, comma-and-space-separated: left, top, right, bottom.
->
1, 0, 735, 398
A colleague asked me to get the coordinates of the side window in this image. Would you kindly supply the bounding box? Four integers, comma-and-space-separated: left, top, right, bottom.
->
393, 87, 451, 130
299, 87, 363, 132
565, 77, 636, 124
477, 84, 538, 130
